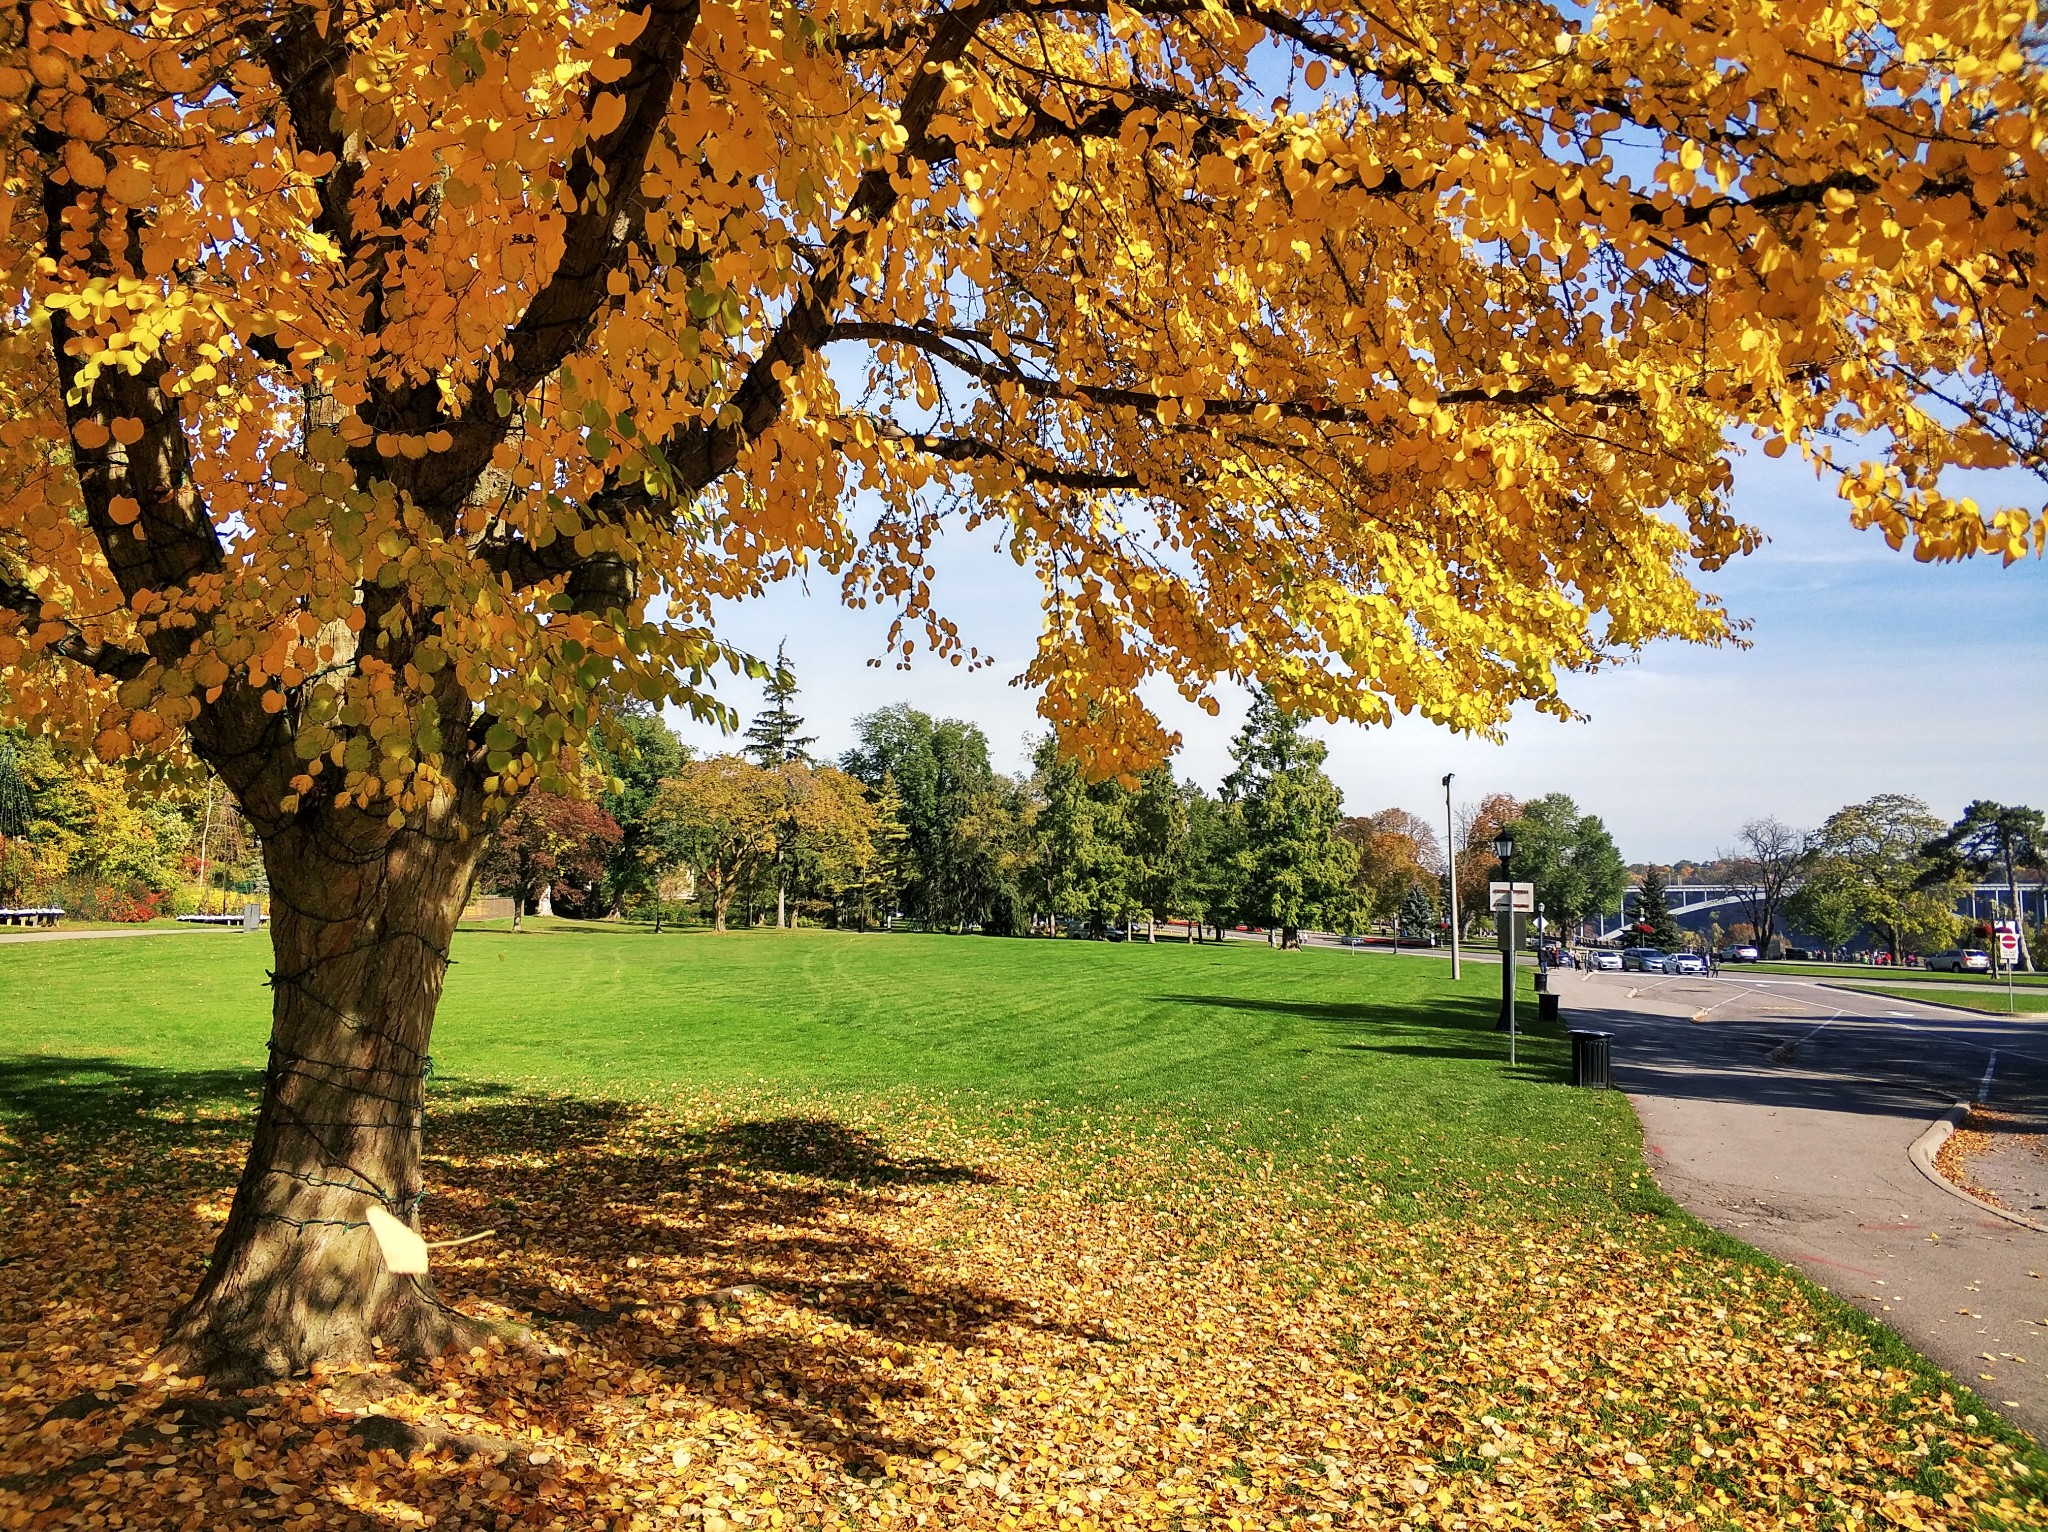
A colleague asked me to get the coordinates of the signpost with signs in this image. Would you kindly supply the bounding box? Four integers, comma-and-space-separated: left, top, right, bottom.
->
1995, 921, 2022, 1014
1489, 881, 1535, 915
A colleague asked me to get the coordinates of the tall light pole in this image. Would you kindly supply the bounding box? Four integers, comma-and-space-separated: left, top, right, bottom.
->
1442, 773, 1460, 980
1494, 829, 1518, 1060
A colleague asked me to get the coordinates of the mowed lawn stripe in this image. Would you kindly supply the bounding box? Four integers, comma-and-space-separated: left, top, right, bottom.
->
4, 926, 1611, 1211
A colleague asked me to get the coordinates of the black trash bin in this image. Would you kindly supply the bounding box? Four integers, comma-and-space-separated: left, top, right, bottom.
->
1538, 991, 1561, 1027
1568, 1029, 1613, 1089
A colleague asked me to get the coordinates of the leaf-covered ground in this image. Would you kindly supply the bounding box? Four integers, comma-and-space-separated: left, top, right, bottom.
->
4, 1084, 2042, 1532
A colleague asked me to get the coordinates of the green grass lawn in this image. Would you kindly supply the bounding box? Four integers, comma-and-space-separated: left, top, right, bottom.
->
4, 926, 2043, 1528
1848, 982, 2048, 1015
0, 923, 1621, 1214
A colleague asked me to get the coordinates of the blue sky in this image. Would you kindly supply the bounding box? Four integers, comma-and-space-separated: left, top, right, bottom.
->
667, 452, 2045, 865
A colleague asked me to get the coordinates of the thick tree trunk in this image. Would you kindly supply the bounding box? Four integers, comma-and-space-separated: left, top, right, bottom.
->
2004, 863, 2034, 972
162, 808, 485, 1386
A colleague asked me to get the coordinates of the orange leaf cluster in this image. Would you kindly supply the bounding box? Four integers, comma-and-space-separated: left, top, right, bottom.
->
1, 1, 2044, 794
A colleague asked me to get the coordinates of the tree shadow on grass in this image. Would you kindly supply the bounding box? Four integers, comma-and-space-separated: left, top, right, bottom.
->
1156, 991, 1570, 1073
0, 1052, 264, 1134
1, 1050, 1067, 1512
693, 1115, 993, 1186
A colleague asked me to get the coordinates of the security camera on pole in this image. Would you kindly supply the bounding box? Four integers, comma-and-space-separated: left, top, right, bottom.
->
1489, 831, 1534, 1066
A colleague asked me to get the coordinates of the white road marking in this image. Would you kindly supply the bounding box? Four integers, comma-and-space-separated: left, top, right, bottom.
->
1980, 1052, 1999, 1106
1601, 973, 2048, 1068
1769, 1009, 1848, 1061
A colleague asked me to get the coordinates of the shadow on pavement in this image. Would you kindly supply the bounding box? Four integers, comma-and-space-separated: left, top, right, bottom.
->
1559, 986, 2048, 1131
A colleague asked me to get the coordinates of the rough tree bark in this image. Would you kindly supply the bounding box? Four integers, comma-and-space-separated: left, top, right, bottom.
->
162, 792, 488, 1387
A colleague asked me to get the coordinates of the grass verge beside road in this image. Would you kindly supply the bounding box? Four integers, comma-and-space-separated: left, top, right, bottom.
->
1752, 959, 2048, 989
3, 928, 2042, 1530
1875, 987, 2048, 1011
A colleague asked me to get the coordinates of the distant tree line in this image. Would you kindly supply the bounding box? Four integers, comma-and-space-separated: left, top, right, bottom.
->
0, 729, 260, 919
472, 667, 1586, 947
23, 671, 2024, 970
1630, 797, 2046, 968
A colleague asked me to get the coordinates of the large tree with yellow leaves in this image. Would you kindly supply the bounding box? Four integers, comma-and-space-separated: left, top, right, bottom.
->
1, 0, 2041, 1379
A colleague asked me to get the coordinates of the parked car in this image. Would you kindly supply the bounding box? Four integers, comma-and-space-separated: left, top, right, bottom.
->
1620, 947, 1667, 973
1716, 944, 1761, 963
1589, 950, 1623, 971
1925, 948, 1992, 974
1667, 952, 1707, 975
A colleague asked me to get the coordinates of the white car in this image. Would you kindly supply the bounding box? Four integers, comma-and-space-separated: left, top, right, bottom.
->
1667, 953, 1706, 975
1589, 950, 1623, 971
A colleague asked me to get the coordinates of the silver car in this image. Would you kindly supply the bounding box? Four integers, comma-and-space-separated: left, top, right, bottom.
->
1925, 949, 1991, 974
1621, 947, 1667, 972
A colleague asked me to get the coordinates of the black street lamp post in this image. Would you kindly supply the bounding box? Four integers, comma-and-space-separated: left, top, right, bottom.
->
1493, 830, 1517, 1052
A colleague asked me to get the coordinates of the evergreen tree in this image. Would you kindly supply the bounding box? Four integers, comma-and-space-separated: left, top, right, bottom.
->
1634, 866, 1686, 951
1129, 766, 1189, 940
1399, 884, 1439, 942
739, 644, 818, 926
1222, 690, 1357, 948
1919, 801, 2044, 971
1027, 738, 1183, 938
588, 700, 690, 920
848, 773, 913, 930
743, 642, 817, 766
1179, 786, 1244, 941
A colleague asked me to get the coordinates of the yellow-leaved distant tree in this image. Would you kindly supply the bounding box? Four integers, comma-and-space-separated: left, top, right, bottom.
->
1, 0, 2042, 1378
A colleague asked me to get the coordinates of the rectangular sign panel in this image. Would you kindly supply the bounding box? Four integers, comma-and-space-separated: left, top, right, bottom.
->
1488, 881, 1535, 913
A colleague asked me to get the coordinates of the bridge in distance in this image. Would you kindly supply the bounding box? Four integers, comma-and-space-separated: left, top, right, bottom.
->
1584, 882, 2040, 946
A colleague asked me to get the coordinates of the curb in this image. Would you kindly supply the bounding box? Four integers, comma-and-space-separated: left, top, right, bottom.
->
1907, 1103, 2048, 1234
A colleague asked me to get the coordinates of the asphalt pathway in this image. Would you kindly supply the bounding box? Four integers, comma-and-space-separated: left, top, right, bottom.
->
1557, 968, 2048, 1442
0, 925, 213, 944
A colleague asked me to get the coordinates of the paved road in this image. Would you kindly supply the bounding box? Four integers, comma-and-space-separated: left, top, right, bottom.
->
0, 925, 213, 944
1556, 968, 2048, 1442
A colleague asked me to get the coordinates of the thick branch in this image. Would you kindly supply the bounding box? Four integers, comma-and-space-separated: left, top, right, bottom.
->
832, 320, 1658, 421
889, 429, 1144, 491
664, 0, 1006, 494
417, 0, 704, 512
0, 575, 150, 681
